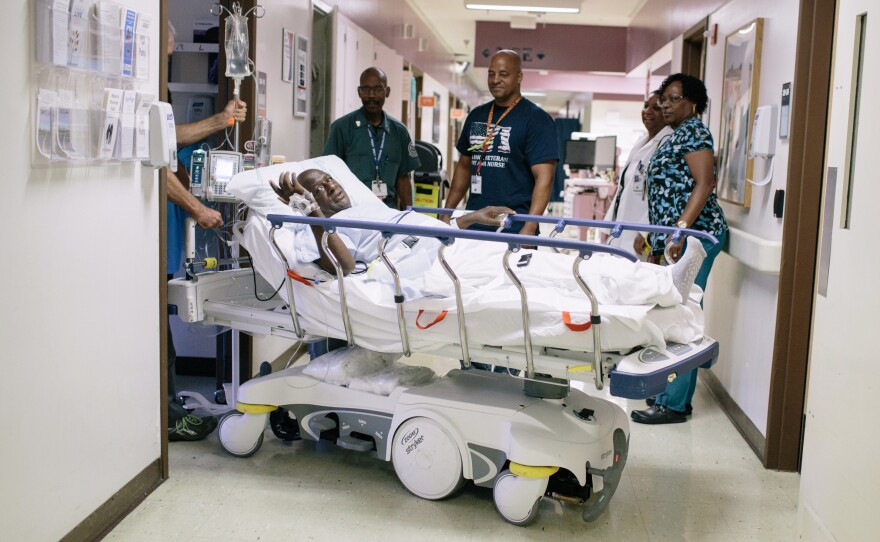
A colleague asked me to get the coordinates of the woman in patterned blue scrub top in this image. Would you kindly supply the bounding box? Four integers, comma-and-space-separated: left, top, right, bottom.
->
631, 73, 729, 426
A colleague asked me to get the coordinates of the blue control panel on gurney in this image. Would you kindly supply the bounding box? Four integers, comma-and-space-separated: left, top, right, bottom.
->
607, 338, 719, 399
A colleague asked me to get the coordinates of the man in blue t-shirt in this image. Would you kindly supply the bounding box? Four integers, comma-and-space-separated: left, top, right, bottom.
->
443, 50, 558, 234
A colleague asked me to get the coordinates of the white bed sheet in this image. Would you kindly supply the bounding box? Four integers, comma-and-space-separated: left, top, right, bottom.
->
226, 156, 705, 354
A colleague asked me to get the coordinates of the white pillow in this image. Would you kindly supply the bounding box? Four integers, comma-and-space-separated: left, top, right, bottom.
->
225, 154, 384, 218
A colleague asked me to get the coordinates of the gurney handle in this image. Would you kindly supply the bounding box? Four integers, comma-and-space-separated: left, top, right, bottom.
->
503, 248, 535, 378
269, 227, 304, 339
323, 232, 355, 347
378, 236, 410, 356
573, 254, 605, 390
437, 244, 470, 366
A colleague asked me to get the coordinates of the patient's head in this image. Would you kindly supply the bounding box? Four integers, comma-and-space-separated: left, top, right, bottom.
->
298, 169, 352, 217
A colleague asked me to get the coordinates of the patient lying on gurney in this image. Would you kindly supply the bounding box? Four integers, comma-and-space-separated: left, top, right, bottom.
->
268, 168, 706, 308
231, 162, 706, 352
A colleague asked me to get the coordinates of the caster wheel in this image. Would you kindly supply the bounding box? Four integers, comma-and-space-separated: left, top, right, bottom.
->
214, 388, 227, 405
270, 408, 301, 441
392, 417, 465, 500
218, 411, 267, 458
493, 469, 547, 526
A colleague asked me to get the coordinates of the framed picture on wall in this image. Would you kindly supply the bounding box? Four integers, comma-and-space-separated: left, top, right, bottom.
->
716, 18, 764, 207
293, 34, 309, 117
282, 28, 293, 83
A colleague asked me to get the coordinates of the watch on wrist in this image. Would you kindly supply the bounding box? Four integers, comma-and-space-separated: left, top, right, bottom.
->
676, 220, 688, 229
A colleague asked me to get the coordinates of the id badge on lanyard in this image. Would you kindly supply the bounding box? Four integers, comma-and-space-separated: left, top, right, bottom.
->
633, 160, 645, 199
372, 179, 388, 197
368, 126, 387, 198
471, 174, 482, 195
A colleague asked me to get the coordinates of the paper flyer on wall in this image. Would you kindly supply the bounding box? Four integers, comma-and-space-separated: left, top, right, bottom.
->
121, 8, 137, 77
36, 89, 57, 158
51, 0, 69, 66
94, 1, 122, 73
56, 89, 86, 159
118, 90, 137, 159
100, 88, 123, 159
134, 15, 150, 80
67, 0, 89, 69
134, 93, 154, 159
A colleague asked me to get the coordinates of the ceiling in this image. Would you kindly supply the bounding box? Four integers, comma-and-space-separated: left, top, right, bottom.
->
407, 0, 649, 114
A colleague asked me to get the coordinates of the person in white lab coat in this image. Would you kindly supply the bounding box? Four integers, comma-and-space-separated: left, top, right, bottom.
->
604, 91, 672, 257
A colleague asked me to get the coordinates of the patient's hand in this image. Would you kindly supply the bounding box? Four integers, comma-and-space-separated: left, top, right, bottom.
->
456, 206, 515, 229
633, 233, 647, 256
270, 171, 312, 204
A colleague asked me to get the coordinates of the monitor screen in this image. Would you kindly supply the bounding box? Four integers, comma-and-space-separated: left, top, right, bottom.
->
564, 139, 596, 170
594, 135, 617, 171
215, 157, 236, 181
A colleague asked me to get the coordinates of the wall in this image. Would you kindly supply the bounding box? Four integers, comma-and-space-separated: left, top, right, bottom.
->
0, 0, 161, 539
701, 0, 799, 435
325, 0, 483, 106
373, 38, 404, 122
473, 21, 628, 72
627, 0, 730, 72
418, 73, 451, 161
588, 99, 649, 168
255, 0, 312, 161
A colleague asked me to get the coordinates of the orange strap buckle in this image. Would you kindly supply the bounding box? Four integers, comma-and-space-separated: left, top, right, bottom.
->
416, 309, 448, 330
562, 311, 591, 332
286, 269, 313, 287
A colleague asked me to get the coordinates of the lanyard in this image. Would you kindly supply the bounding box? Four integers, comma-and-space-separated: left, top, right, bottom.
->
475, 96, 522, 175
366, 125, 387, 180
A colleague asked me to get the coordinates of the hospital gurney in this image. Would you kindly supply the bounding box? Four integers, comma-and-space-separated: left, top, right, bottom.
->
168, 198, 719, 525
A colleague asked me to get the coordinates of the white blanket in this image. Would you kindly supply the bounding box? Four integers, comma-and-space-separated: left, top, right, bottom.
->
228, 156, 705, 354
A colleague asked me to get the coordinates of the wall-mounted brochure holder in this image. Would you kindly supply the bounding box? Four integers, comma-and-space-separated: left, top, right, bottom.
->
33, 0, 153, 165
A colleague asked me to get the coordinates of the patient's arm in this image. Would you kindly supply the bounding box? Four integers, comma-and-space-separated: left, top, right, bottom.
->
306, 208, 355, 276
455, 206, 515, 230
271, 172, 355, 276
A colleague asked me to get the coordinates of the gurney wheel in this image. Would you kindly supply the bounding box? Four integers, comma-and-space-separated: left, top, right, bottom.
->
392, 417, 465, 500
493, 470, 547, 526
218, 412, 266, 458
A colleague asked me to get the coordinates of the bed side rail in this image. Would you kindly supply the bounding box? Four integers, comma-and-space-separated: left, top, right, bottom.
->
266, 213, 637, 394
267, 214, 642, 258
408, 207, 720, 247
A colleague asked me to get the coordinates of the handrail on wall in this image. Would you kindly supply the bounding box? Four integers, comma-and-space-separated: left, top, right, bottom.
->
724, 226, 782, 274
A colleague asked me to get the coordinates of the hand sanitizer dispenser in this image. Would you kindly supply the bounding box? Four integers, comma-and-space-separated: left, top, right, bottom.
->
747, 104, 778, 186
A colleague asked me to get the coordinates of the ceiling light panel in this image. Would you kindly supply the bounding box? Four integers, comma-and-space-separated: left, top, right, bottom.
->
464, 0, 581, 14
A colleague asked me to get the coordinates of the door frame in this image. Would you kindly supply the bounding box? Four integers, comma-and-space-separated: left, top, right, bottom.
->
764, 0, 836, 471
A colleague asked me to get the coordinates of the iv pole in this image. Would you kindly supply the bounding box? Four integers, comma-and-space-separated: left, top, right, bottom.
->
212, 2, 264, 152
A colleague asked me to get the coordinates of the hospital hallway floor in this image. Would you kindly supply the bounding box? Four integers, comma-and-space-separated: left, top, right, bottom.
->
108, 354, 800, 541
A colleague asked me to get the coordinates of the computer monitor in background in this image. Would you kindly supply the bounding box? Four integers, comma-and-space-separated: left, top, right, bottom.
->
594, 135, 617, 172
563, 139, 596, 170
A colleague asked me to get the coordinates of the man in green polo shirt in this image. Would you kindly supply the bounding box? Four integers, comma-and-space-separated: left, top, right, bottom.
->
323, 67, 420, 209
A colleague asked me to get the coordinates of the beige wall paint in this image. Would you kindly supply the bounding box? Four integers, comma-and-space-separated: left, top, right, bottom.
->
1, 0, 162, 538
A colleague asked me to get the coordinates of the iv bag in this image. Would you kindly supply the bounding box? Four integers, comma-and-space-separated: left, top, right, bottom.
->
225, 13, 251, 79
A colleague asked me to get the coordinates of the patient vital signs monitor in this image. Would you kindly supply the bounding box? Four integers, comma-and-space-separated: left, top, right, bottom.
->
207, 150, 243, 202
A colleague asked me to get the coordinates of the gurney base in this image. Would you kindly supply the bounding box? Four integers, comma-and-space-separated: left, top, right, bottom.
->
523, 375, 570, 399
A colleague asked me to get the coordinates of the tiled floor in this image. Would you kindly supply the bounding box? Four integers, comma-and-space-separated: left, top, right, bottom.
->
109, 356, 799, 541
